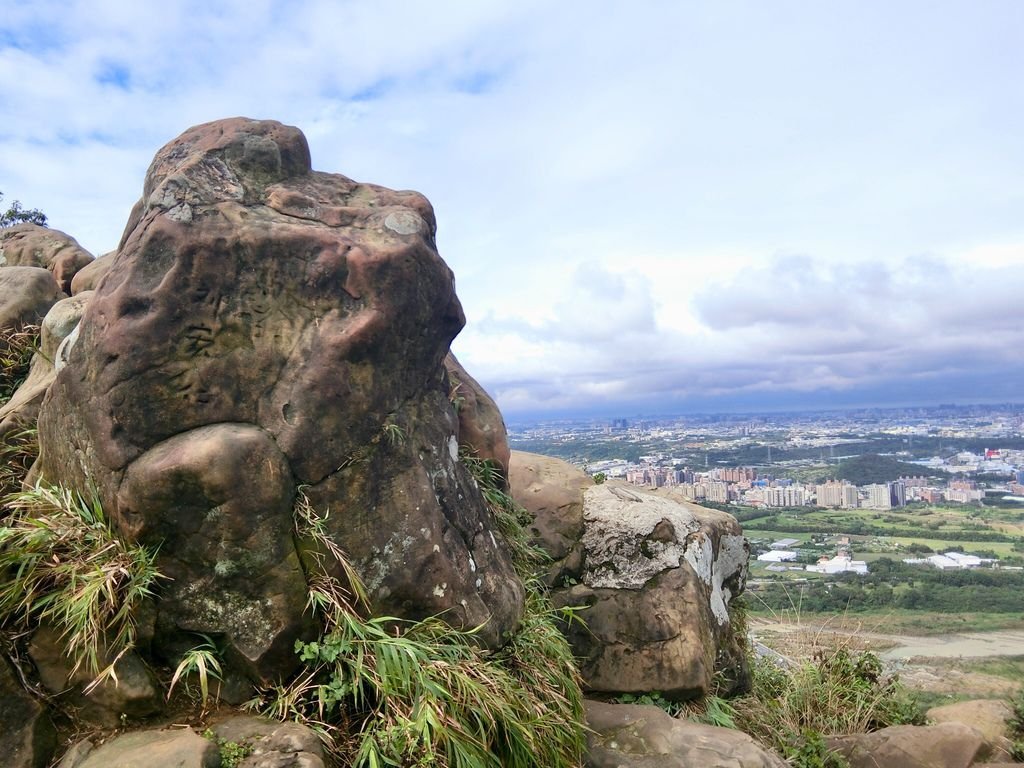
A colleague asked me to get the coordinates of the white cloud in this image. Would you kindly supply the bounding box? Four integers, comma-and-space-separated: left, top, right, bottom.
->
3, 1, 1024, 414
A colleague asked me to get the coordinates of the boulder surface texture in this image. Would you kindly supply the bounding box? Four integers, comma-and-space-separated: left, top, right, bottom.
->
34, 117, 524, 682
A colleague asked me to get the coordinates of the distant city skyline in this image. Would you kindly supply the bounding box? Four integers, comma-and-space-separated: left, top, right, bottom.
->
3, 2, 1022, 415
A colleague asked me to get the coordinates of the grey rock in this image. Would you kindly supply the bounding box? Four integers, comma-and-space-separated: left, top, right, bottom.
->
70, 729, 218, 768
828, 722, 985, 768
584, 699, 785, 768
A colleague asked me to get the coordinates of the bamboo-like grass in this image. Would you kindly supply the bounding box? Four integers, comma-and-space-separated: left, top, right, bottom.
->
0, 484, 163, 686
258, 471, 587, 768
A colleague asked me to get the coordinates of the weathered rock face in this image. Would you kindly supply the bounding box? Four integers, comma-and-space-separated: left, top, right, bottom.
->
0, 224, 94, 295
34, 117, 524, 681
510, 452, 749, 700
445, 352, 511, 484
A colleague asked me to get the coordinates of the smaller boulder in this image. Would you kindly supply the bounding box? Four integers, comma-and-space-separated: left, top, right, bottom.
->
70, 251, 114, 295
509, 450, 590, 587
28, 624, 162, 726
827, 722, 984, 768
926, 699, 1014, 762
208, 715, 326, 768
0, 291, 92, 436
0, 266, 63, 337
59, 729, 218, 768
584, 699, 786, 768
0, 224, 93, 294
0, 658, 57, 768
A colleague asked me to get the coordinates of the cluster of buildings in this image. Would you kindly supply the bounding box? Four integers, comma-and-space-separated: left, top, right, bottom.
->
756, 541, 870, 574
620, 464, 1002, 509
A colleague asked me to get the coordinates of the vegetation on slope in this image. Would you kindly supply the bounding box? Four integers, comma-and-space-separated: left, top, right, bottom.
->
252, 460, 586, 767
816, 453, 949, 485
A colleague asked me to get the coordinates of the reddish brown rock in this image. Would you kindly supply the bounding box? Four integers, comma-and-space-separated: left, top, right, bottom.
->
0, 266, 63, 337
70, 251, 114, 295
0, 224, 94, 294
35, 118, 524, 681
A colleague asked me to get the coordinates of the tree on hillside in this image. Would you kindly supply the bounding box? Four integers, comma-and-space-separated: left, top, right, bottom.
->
0, 192, 47, 228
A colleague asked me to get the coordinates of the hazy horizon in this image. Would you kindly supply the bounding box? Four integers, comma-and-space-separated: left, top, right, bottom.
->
3, 1, 1022, 415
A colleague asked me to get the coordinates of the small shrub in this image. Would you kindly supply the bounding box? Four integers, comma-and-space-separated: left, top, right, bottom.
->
168, 635, 223, 706
731, 646, 921, 764
0, 427, 38, 500
0, 484, 163, 683
202, 730, 253, 768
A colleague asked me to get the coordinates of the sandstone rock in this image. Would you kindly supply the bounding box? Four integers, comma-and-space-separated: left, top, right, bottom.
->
0, 224, 93, 294
509, 450, 590, 587
828, 722, 984, 768
35, 117, 523, 681
0, 291, 91, 436
926, 699, 1014, 762
28, 624, 162, 726
531, 473, 748, 700
70, 251, 114, 295
0, 658, 57, 768
209, 715, 325, 768
0, 266, 63, 337
445, 352, 511, 483
584, 699, 786, 768
61, 729, 218, 768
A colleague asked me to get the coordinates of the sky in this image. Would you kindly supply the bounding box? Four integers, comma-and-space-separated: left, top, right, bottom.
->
2, 1, 1023, 418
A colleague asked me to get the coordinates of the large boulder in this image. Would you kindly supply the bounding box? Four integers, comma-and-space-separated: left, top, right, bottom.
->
0, 224, 94, 295
509, 452, 749, 701
34, 117, 524, 683
584, 700, 786, 768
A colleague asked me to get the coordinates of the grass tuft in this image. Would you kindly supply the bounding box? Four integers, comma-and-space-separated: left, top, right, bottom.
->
0, 323, 40, 405
252, 484, 586, 767
729, 645, 921, 767
0, 484, 163, 685
0, 427, 38, 500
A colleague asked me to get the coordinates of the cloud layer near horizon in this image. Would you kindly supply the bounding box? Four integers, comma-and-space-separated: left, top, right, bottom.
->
2, 1, 1023, 414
